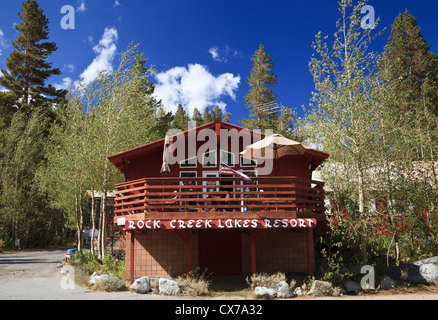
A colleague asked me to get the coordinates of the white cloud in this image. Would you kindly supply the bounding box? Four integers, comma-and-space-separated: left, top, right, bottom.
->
78, 27, 118, 86
0, 28, 7, 55
77, 0, 86, 12
54, 77, 73, 91
208, 47, 221, 62
154, 64, 240, 116
63, 64, 75, 73
208, 45, 243, 63
113, 0, 121, 8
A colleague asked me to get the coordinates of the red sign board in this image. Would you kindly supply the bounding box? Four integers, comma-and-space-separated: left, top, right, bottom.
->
123, 218, 317, 230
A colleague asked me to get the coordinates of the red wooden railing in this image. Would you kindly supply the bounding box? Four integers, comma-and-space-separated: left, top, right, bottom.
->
114, 176, 326, 220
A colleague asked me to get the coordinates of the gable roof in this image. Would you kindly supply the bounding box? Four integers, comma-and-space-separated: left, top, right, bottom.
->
108, 120, 329, 173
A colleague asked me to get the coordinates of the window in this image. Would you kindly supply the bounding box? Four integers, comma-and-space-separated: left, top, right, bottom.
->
202, 150, 217, 167
240, 170, 258, 192
179, 156, 197, 168
220, 150, 235, 166
179, 172, 197, 211
240, 156, 257, 167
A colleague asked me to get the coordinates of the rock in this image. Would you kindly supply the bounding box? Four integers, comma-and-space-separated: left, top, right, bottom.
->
130, 276, 151, 294
254, 287, 275, 297
89, 271, 101, 285
307, 280, 334, 296
89, 271, 112, 285
344, 280, 362, 293
274, 281, 293, 298
413, 256, 438, 267
293, 287, 303, 296
380, 276, 397, 290
382, 256, 438, 285
419, 264, 438, 285
159, 278, 180, 295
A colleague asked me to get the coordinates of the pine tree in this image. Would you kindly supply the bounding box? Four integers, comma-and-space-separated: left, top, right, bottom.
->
0, 0, 65, 113
192, 107, 203, 125
203, 106, 211, 124
377, 10, 438, 116
240, 44, 278, 132
172, 104, 190, 130
377, 10, 438, 161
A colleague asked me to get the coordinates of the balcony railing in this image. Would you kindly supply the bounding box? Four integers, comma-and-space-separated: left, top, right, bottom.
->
114, 176, 326, 220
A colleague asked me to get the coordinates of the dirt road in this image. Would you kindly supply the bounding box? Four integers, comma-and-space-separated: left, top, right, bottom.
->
0, 249, 179, 300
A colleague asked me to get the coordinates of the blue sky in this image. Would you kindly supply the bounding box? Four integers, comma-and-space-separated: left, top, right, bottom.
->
0, 0, 437, 126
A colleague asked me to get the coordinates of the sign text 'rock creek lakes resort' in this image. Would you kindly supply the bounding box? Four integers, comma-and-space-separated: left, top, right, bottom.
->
122, 218, 317, 230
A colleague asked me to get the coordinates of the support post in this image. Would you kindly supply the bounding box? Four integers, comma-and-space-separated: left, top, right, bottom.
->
173, 230, 192, 279
130, 230, 135, 285
185, 231, 192, 279
306, 229, 312, 277
250, 229, 267, 275
250, 231, 256, 275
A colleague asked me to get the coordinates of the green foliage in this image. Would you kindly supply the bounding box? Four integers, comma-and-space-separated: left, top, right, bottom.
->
0, 0, 65, 113
69, 250, 126, 291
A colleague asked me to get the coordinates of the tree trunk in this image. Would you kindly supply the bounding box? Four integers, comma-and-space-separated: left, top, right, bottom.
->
90, 189, 96, 256
357, 162, 367, 263
101, 192, 107, 258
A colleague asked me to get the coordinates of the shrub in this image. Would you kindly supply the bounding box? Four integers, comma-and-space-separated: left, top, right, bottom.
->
246, 272, 286, 290
94, 276, 127, 292
175, 267, 211, 296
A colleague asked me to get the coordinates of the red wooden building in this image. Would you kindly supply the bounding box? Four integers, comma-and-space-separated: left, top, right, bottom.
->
108, 121, 329, 282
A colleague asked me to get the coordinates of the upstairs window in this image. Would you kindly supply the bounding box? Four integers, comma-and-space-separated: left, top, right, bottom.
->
180, 156, 197, 168
202, 150, 217, 167
220, 150, 235, 167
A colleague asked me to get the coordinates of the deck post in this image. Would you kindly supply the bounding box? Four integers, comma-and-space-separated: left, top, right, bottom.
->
185, 230, 192, 279
250, 231, 256, 275
250, 229, 267, 275
306, 229, 312, 277
130, 230, 135, 285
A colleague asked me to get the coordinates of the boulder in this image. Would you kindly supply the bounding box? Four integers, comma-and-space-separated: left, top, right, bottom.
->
307, 280, 334, 296
413, 256, 438, 267
293, 287, 303, 296
380, 276, 397, 290
344, 280, 362, 293
159, 278, 180, 295
419, 264, 438, 285
254, 286, 275, 297
130, 276, 151, 294
274, 281, 293, 299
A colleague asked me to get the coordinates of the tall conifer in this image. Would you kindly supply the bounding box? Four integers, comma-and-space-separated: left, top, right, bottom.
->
0, 0, 65, 113
240, 44, 278, 132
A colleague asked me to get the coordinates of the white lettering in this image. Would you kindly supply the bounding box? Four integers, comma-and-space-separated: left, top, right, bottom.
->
205, 219, 212, 228
264, 219, 271, 228
170, 220, 176, 228
128, 220, 135, 229
234, 219, 242, 228
145, 220, 152, 229
178, 220, 186, 229
251, 219, 258, 228
196, 220, 203, 228
243, 219, 250, 228
225, 219, 233, 228
307, 219, 314, 227
137, 220, 144, 229
282, 219, 288, 228
290, 219, 297, 227
273, 219, 280, 228
298, 219, 306, 228
187, 220, 194, 228
218, 219, 224, 228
